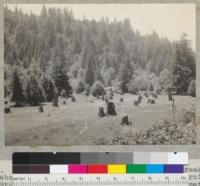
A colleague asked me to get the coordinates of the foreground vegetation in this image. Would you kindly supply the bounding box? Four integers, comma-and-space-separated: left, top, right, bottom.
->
5, 94, 195, 145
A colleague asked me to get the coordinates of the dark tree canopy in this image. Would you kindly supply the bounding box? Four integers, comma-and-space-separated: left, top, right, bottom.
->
4, 6, 196, 104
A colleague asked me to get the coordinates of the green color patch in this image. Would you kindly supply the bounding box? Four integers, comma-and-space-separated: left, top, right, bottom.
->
126, 164, 146, 173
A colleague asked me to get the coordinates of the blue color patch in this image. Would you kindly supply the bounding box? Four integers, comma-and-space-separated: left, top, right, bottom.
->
146, 164, 164, 173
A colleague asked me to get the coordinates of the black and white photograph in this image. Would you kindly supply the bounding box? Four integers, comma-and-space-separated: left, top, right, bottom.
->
4, 3, 196, 146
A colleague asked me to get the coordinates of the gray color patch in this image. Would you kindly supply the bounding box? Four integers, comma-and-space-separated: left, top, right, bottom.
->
133, 152, 151, 164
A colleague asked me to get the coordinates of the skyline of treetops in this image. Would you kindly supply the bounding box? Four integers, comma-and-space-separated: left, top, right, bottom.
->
4, 5, 196, 106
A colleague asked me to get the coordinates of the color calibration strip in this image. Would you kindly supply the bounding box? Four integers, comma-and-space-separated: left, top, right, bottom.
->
12, 152, 187, 174
13, 152, 188, 165
13, 164, 184, 174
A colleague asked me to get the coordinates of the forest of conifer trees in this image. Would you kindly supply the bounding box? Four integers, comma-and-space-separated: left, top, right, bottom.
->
4, 5, 196, 107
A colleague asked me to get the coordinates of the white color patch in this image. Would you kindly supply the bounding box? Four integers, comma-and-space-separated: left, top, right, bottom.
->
168, 152, 188, 164
50, 165, 68, 174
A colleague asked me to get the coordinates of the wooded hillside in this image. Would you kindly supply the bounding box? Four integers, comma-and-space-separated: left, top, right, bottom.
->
4, 6, 196, 106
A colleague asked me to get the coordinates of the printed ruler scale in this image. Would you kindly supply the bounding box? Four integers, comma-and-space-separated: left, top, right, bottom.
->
5, 174, 188, 186
0, 152, 189, 185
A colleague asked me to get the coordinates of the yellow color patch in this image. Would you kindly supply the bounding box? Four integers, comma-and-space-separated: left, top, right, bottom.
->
108, 164, 126, 174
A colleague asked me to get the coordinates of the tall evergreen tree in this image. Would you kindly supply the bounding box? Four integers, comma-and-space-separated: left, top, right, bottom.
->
172, 34, 195, 94
11, 68, 25, 106
25, 75, 45, 106
118, 57, 133, 93
40, 74, 55, 102
50, 57, 72, 96
56, 9, 64, 33
113, 35, 126, 69
85, 57, 94, 86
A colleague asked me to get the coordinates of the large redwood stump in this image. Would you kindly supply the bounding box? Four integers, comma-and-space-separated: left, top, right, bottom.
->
52, 96, 58, 107
71, 96, 76, 102
120, 115, 131, 125
38, 105, 44, 113
63, 100, 67, 105
98, 107, 106, 118
106, 102, 117, 116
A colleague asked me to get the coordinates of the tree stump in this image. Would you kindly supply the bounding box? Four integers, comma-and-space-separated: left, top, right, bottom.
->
53, 89, 59, 107
4, 101, 11, 113
120, 98, 124, 102
53, 99, 58, 107
71, 96, 76, 102
168, 90, 173, 101
152, 93, 158, 99
138, 95, 142, 103
120, 115, 131, 125
106, 102, 117, 116
98, 107, 106, 118
4, 107, 11, 114
38, 105, 44, 113
4, 108, 11, 113
134, 101, 139, 106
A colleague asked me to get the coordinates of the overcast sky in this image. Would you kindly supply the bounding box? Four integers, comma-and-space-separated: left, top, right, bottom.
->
6, 4, 196, 50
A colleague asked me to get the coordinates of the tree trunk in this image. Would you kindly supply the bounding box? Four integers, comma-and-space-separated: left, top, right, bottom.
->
106, 102, 117, 116
98, 107, 105, 118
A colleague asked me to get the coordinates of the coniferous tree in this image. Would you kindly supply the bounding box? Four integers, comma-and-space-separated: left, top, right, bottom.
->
118, 57, 133, 93
25, 75, 45, 106
172, 34, 195, 94
54, 68, 72, 96
113, 35, 126, 70
92, 80, 105, 98
11, 68, 24, 106
56, 9, 64, 33
159, 68, 173, 91
40, 75, 55, 102
50, 54, 72, 96
75, 80, 85, 93
85, 57, 94, 86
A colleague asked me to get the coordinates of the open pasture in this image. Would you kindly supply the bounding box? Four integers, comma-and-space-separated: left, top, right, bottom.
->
5, 93, 195, 145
